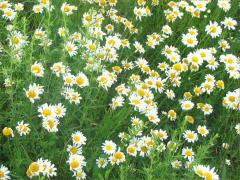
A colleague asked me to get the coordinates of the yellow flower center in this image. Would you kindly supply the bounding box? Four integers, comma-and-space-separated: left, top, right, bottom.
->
70, 159, 79, 169
31, 65, 41, 73
70, 146, 78, 154
27, 90, 37, 98
105, 144, 113, 151
185, 150, 193, 156
0, 170, 4, 177
43, 108, 52, 117
29, 162, 39, 173
199, 128, 206, 134
73, 135, 81, 142
89, 44, 96, 51
114, 152, 123, 159
210, 26, 217, 33
5, 10, 13, 17
47, 119, 55, 128
187, 37, 194, 44
12, 36, 20, 44
204, 172, 213, 180
76, 76, 84, 85
187, 133, 194, 139
64, 5, 71, 12
127, 146, 135, 154
228, 96, 235, 102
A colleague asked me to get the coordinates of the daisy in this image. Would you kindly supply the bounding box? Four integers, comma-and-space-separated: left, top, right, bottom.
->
218, 39, 230, 51
63, 73, 75, 87
197, 125, 209, 137
31, 61, 44, 77
54, 103, 66, 118
105, 24, 114, 33
207, 57, 219, 70
168, 109, 177, 121
146, 109, 160, 123
86, 40, 97, 52
158, 62, 169, 71
34, 28, 47, 39
0, 165, 10, 180
110, 150, 126, 165
167, 52, 181, 63
61, 2, 77, 15
126, 145, 137, 157
65, 41, 78, 57
201, 81, 214, 94
185, 115, 195, 124
217, 0, 231, 12
201, 104, 213, 115
25, 83, 44, 103
102, 140, 117, 155
202, 166, 220, 180
181, 100, 194, 111
67, 144, 82, 155
75, 72, 89, 88
69, 90, 82, 104
162, 25, 172, 35
182, 34, 198, 47
216, 80, 225, 89
194, 165, 206, 178
165, 89, 175, 100
121, 60, 134, 70
183, 130, 198, 143
131, 117, 143, 127
156, 129, 168, 141
182, 147, 195, 160
0, 1, 10, 11
33, 4, 43, 13
75, 169, 87, 180
96, 157, 108, 168
97, 71, 117, 90
105, 35, 121, 49
3, 8, 16, 21
4, 78, 13, 87
134, 7, 145, 21
68, 154, 86, 171
133, 41, 145, 54
171, 160, 182, 169
42, 118, 59, 132
72, 32, 82, 42
72, 131, 87, 146
110, 96, 124, 109
15, 3, 24, 11
8, 31, 26, 48
27, 162, 41, 177
39, 0, 50, 7
205, 21, 222, 38
58, 27, 68, 37
16, 121, 30, 136
187, 52, 203, 65
41, 160, 57, 178
51, 62, 68, 77
193, 1, 207, 12
38, 104, 56, 120
221, 17, 237, 30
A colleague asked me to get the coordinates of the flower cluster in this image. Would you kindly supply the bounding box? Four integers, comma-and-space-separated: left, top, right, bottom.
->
67, 131, 87, 179
0, 0, 239, 179
38, 103, 66, 132
26, 158, 57, 178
